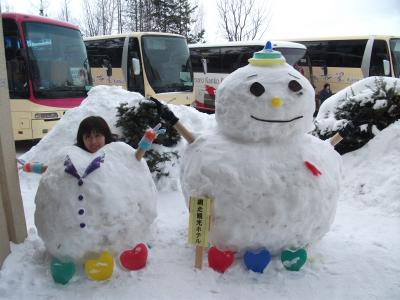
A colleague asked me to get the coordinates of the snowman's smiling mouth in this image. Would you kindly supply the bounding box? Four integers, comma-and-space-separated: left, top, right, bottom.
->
250, 115, 304, 123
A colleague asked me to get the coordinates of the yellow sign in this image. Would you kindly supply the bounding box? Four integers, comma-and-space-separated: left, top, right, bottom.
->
188, 196, 212, 247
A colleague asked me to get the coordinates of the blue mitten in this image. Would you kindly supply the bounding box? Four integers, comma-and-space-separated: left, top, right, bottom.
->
138, 123, 166, 151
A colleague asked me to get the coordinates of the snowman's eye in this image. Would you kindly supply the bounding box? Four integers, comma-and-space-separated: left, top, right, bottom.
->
250, 82, 265, 97
288, 80, 302, 92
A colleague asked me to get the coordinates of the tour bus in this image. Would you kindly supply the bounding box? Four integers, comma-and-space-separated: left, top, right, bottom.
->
2, 13, 92, 141
84, 32, 194, 106
288, 35, 400, 95
189, 40, 307, 112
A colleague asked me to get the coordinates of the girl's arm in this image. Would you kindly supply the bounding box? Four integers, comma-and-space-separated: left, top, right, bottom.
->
149, 97, 195, 144
18, 159, 47, 174
135, 123, 166, 161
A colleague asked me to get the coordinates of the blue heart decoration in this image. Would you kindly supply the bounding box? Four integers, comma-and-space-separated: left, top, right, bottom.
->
243, 248, 271, 273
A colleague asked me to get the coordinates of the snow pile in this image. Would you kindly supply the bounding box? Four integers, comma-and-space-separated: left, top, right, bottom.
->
21, 85, 216, 191
21, 85, 143, 164
342, 120, 400, 216
315, 76, 400, 134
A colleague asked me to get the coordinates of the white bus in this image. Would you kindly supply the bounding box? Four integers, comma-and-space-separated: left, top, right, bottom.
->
288, 35, 400, 96
189, 41, 307, 112
84, 32, 194, 105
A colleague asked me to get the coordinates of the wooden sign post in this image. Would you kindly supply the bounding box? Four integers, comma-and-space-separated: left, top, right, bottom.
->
188, 196, 212, 269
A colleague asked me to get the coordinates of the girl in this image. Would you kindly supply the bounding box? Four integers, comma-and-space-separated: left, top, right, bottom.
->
20, 115, 164, 173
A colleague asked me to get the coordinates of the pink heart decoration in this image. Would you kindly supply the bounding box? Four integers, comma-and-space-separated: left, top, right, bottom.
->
208, 246, 235, 273
119, 243, 148, 271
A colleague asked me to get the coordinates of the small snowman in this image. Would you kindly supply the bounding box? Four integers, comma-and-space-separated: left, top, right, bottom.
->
180, 42, 342, 273
34, 123, 163, 283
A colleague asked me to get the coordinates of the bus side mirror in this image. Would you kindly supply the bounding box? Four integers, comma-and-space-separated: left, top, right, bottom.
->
132, 58, 141, 75
201, 58, 207, 74
383, 59, 390, 76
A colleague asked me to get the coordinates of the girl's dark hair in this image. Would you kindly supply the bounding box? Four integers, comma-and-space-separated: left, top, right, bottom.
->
76, 116, 113, 151
324, 83, 330, 89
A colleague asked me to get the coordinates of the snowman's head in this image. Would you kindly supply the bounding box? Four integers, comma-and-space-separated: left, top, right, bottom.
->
215, 42, 315, 142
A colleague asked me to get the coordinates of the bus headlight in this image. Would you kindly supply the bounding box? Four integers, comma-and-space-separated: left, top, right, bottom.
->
34, 112, 59, 120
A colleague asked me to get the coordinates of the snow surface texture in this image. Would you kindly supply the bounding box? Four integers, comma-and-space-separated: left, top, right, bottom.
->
2, 84, 399, 299
181, 62, 342, 254
34, 142, 157, 262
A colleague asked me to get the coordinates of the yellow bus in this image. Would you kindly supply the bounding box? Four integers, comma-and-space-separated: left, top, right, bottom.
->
84, 32, 194, 105
287, 35, 400, 96
2, 13, 92, 141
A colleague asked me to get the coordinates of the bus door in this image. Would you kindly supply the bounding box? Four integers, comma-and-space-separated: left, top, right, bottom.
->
127, 37, 145, 95
364, 38, 392, 77
3, 18, 31, 140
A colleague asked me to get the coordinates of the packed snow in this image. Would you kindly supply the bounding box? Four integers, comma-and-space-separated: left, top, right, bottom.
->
0, 83, 399, 299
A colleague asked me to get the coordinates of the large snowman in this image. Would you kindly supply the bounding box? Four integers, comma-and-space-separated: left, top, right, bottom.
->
35, 142, 157, 282
180, 42, 342, 273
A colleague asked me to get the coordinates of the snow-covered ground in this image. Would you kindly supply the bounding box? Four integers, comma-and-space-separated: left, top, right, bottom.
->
0, 86, 399, 299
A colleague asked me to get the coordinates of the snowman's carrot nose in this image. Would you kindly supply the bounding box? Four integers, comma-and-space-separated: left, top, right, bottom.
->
271, 97, 282, 107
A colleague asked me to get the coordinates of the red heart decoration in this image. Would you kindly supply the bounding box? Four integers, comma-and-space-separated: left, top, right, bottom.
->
119, 243, 148, 271
208, 246, 234, 273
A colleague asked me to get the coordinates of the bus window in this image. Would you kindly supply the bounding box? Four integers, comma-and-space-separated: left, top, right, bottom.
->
3, 18, 28, 99
85, 38, 124, 85
127, 37, 144, 94
24, 22, 91, 98
370, 40, 390, 76
142, 35, 193, 93
200, 48, 221, 73
390, 38, 400, 78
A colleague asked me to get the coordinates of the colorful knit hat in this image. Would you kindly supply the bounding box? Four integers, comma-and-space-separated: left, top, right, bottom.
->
248, 41, 286, 66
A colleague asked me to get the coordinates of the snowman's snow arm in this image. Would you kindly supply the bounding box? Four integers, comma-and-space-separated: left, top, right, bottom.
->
329, 121, 357, 146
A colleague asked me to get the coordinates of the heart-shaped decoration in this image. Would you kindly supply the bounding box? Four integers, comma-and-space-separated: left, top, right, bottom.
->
50, 257, 76, 285
208, 246, 235, 273
281, 248, 307, 271
84, 251, 114, 281
243, 248, 271, 273
119, 243, 148, 271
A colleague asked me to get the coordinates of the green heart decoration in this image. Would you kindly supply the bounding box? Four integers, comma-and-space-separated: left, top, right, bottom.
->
281, 248, 307, 271
50, 257, 76, 284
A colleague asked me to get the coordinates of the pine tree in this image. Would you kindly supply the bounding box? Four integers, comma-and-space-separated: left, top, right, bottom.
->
313, 78, 400, 154
115, 101, 181, 179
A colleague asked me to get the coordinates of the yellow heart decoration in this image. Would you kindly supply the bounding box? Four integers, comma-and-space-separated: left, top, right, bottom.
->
84, 251, 114, 281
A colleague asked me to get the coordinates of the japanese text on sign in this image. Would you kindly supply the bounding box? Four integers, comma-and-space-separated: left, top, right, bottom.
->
188, 196, 212, 247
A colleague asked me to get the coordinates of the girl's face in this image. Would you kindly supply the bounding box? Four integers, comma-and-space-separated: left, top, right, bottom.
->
83, 131, 106, 153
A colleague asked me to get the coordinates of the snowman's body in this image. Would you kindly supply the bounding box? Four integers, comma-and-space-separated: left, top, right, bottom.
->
35, 142, 157, 262
181, 132, 341, 254
181, 48, 342, 256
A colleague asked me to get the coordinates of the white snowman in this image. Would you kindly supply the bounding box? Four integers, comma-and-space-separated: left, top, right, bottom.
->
35, 141, 157, 282
180, 42, 342, 273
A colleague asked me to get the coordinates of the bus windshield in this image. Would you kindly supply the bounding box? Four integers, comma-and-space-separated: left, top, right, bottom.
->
142, 35, 193, 93
278, 47, 307, 65
24, 22, 91, 98
390, 38, 400, 78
